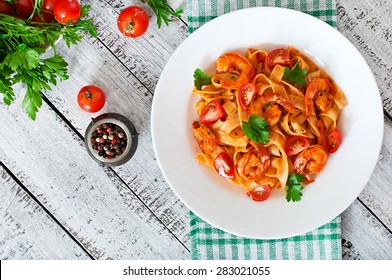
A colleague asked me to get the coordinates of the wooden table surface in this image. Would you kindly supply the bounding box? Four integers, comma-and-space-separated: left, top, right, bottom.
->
1, 0, 391, 260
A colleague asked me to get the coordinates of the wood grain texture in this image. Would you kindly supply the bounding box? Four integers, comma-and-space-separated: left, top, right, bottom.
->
1, 0, 392, 260
0, 166, 91, 260
0, 99, 189, 259
336, 0, 392, 113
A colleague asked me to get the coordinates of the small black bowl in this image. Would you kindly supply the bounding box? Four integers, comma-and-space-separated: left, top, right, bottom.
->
84, 113, 138, 166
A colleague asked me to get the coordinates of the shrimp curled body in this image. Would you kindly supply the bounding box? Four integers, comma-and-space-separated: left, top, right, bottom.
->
305, 78, 335, 117
192, 121, 217, 154
237, 141, 271, 181
215, 52, 256, 89
248, 93, 296, 126
294, 145, 328, 182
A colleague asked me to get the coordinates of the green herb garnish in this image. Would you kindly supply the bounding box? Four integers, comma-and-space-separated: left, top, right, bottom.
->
0, 5, 96, 120
283, 61, 307, 86
193, 68, 212, 90
242, 114, 270, 144
285, 173, 305, 202
142, 0, 183, 28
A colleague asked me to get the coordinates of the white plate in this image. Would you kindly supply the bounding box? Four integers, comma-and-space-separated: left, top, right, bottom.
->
151, 7, 384, 239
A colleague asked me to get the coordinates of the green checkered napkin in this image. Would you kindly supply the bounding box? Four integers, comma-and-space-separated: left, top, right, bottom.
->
187, 0, 341, 260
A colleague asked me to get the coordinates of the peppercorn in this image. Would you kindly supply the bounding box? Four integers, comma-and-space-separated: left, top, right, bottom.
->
91, 122, 128, 160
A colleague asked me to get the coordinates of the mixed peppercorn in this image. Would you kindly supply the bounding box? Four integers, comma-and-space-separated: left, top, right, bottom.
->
90, 123, 127, 159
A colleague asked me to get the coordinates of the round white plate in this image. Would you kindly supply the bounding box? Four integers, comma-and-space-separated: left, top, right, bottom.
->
151, 7, 384, 239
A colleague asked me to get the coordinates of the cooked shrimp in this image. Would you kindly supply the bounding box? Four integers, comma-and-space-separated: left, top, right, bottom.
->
248, 93, 296, 126
192, 121, 217, 154
215, 52, 255, 89
237, 141, 271, 181
305, 78, 335, 117
293, 145, 328, 182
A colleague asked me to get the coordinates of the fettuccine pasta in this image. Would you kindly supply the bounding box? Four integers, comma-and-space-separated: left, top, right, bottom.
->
192, 46, 347, 202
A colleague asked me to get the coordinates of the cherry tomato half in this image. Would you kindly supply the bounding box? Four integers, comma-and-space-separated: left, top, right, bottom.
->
327, 129, 342, 153
77, 85, 106, 113
54, 0, 81, 25
285, 136, 310, 156
266, 48, 290, 68
199, 99, 225, 125
214, 152, 235, 179
238, 83, 258, 110
117, 6, 149, 38
247, 185, 272, 202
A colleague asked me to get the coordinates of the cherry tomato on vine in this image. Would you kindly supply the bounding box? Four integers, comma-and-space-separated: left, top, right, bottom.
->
238, 83, 258, 110
0, 0, 13, 15
326, 129, 342, 153
266, 48, 290, 68
285, 136, 310, 156
77, 85, 106, 113
42, 0, 56, 12
117, 6, 149, 38
247, 185, 272, 202
14, 0, 35, 16
54, 0, 81, 25
214, 152, 235, 179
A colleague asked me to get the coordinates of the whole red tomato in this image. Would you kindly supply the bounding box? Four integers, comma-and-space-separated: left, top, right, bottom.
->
77, 85, 106, 113
0, 0, 13, 15
42, 0, 56, 12
14, 0, 35, 16
117, 6, 149, 38
54, 0, 81, 25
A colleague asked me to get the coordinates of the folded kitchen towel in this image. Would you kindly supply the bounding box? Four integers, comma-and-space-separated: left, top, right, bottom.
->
186, 0, 341, 260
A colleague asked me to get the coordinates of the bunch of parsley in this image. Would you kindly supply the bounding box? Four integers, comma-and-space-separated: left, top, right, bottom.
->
0, 4, 97, 120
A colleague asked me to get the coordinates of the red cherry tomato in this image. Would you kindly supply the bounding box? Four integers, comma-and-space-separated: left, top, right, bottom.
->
117, 6, 149, 38
77, 85, 106, 113
42, 0, 56, 12
199, 99, 225, 125
238, 83, 258, 110
327, 129, 342, 153
285, 136, 310, 156
214, 152, 235, 179
0, 0, 13, 15
54, 0, 81, 25
266, 48, 290, 68
247, 185, 272, 202
32, 10, 54, 23
14, 0, 35, 16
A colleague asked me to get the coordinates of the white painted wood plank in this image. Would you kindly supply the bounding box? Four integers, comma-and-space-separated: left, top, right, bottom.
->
0, 100, 189, 259
39, 7, 191, 246
336, 0, 392, 112
342, 200, 392, 260
0, 166, 91, 260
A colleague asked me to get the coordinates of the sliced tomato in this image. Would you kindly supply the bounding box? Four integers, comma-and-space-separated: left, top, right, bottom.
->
199, 99, 225, 125
266, 48, 290, 68
214, 152, 235, 179
285, 136, 310, 156
247, 185, 271, 202
238, 83, 258, 110
327, 129, 342, 153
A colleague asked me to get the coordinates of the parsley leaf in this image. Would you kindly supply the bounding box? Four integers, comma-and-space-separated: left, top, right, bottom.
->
285, 173, 305, 202
0, 5, 96, 120
242, 114, 270, 144
283, 62, 307, 86
193, 68, 212, 90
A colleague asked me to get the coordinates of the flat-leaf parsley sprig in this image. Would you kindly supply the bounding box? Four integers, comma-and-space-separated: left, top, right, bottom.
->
242, 114, 270, 144
0, 4, 97, 120
283, 61, 307, 86
285, 173, 305, 202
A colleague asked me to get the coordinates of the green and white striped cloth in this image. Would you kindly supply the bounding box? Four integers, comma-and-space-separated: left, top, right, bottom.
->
187, 0, 341, 260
